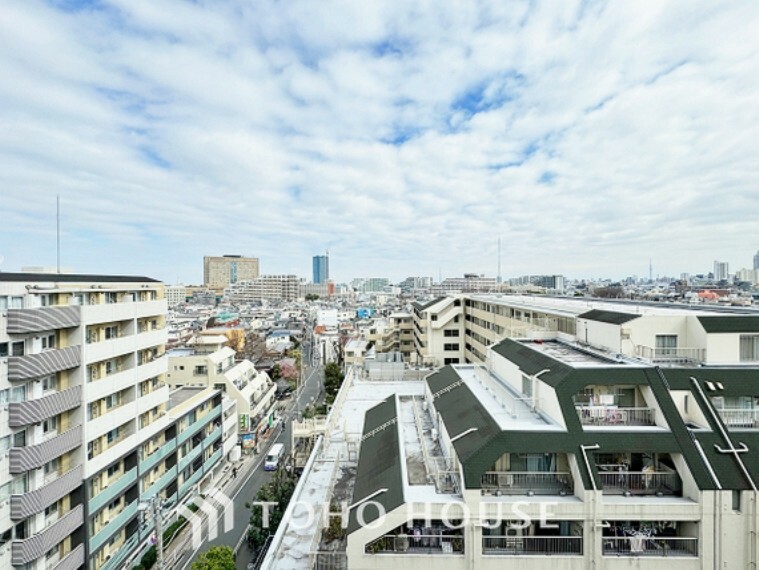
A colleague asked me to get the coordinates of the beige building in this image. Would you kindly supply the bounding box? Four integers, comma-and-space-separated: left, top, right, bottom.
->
225, 275, 301, 302
203, 255, 260, 290
166, 336, 276, 434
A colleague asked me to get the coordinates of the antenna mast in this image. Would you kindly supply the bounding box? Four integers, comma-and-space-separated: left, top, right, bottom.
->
56, 195, 61, 274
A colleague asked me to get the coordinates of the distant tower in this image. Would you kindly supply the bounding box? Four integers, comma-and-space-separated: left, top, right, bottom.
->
313, 252, 329, 284
649, 259, 653, 282
754, 249, 759, 271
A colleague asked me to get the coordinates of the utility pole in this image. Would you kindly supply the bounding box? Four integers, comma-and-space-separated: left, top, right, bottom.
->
139, 496, 165, 569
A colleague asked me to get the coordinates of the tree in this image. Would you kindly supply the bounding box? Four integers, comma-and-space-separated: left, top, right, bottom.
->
305, 293, 320, 301
248, 469, 296, 552
323, 362, 344, 405
191, 546, 235, 570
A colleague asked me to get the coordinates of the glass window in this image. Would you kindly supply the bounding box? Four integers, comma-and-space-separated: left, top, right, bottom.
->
12, 341, 24, 356
655, 335, 678, 356
9, 296, 24, 309
0, 342, 7, 357
739, 335, 759, 362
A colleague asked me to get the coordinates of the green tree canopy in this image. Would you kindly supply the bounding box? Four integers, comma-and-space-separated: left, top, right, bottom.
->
191, 546, 235, 570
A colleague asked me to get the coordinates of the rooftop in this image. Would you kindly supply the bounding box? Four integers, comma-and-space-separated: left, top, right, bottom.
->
0, 271, 160, 283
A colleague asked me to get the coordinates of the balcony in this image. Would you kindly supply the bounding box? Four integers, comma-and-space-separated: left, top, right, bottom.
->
80, 298, 167, 324
602, 536, 698, 557
366, 533, 464, 554
101, 534, 138, 570
11, 465, 83, 520
89, 500, 139, 553
140, 439, 177, 473
715, 408, 759, 428
635, 345, 705, 366
204, 448, 223, 472
577, 406, 656, 427
9, 426, 82, 474
178, 444, 203, 473
481, 471, 574, 496
8, 385, 82, 427
12, 504, 84, 565
89, 467, 138, 514
598, 466, 681, 496
483, 536, 583, 556
6, 305, 81, 333
7, 346, 81, 381
177, 405, 221, 446
178, 468, 204, 498
52, 543, 85, 570
142, 466, 178, 499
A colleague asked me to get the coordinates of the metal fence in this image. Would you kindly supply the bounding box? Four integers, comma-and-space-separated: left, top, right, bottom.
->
481, 471, 573, 495
483, 536, 583, 556
366, 534, 465, 554
716, 408, 759, 428
602, 536, 698, 557
576, 406, 656, 426
598, 470, 681, 495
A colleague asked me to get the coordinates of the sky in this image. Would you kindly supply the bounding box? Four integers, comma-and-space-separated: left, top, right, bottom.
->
1, 0, 758, 284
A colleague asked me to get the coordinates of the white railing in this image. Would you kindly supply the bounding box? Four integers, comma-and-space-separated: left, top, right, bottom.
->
598, 470, 680, 495
576, 406, 656, 426
716, 408, 759, 428
366, 534, 464, 554
483, 535, 582, 555
481, 471, 573, 495
636, 345, 705, 365
602, 536, 698, 556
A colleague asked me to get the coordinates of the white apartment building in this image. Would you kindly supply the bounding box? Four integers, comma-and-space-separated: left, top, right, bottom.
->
0, 273, 231, 570
165, 285, 186, 307
266, 297, 759, 570
225, 275, 301, 302
166, 338, 276, 436
412, 294, 759, 368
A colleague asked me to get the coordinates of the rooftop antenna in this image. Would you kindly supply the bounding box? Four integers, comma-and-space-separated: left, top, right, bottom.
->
56, 195, 61, 274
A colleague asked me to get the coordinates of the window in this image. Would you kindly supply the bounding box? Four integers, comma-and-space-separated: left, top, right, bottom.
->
105, 325, 119, 339
12, 341, 24, 356
107, 463, 120, 477
733, 489, 742, 511
431, 315, 438, 321
444, 357, 460, 365
9, 296, 23, 309
0, 342, 8, 357
42, 416, 58, 434
655, 335, 678, 356
44, 502, 58, 518
42, 375, 57, 392
44, 458, 60, 476
41, 334, 55, 350
444, 329, 460, 337
443, 343, 460, 351
107, 428, 120, 443
740, 335, 759, 362
105, 292, 117, 304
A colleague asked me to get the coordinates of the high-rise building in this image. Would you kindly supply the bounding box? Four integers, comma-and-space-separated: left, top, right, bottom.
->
754, 249, 759, 271
713, 260, 729, 282
0, 272, 232, 570
203, 255, 259, 290
313, 254, 329, 284
225, 274, 301, 302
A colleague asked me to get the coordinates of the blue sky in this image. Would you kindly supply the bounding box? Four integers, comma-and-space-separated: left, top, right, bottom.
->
1, 0, 758, 284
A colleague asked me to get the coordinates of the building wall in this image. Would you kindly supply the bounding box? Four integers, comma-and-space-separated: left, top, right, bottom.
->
203, 255, 260, 289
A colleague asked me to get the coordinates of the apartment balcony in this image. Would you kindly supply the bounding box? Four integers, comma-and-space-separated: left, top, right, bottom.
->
136, 354, 168, 381
101, 534, 138, 570
602, 536, 698, 557
635, 345, 705, 366
177, 405, 222, 446
6, 305, 81, 334
178, 444, 203, 473
598, 467, 681, 496
178, 468, 204, 499
10, 465, 83, 520
366, 533, 464, 554
11, 504, 84, 566
203, 448, 223, 473
483, 536, 583, 556
142, 466, 178, 500
7, 346, 81, 381
715, 408, 759, 428
88, 500, 139, 553
52, 543, 85, 570
140, 439, 177, 473
9, 426, 82, 474
8, 385, 82, 427
89, 467, 138, 514
80, 299, 167, 324
481, 471, 574, 496
576, 406, 656, 427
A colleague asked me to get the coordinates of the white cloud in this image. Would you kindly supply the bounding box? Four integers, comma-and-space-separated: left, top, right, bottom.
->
0, 0, 758, 282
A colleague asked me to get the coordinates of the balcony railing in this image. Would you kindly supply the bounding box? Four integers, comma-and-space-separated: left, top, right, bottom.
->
576, 406, 656, 426
598, 469, 681, 495
635, 345, 705, 365
602, 536, 698, 557
483, 535, 583, 556
481, 471, 573, 495
715, 408, 759, 428
366, 534, 464, 554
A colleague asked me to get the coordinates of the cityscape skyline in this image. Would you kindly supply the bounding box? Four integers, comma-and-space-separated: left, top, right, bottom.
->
1, 1, 758, 283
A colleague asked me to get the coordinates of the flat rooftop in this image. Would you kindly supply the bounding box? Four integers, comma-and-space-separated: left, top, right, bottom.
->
519, 339, 628, 367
